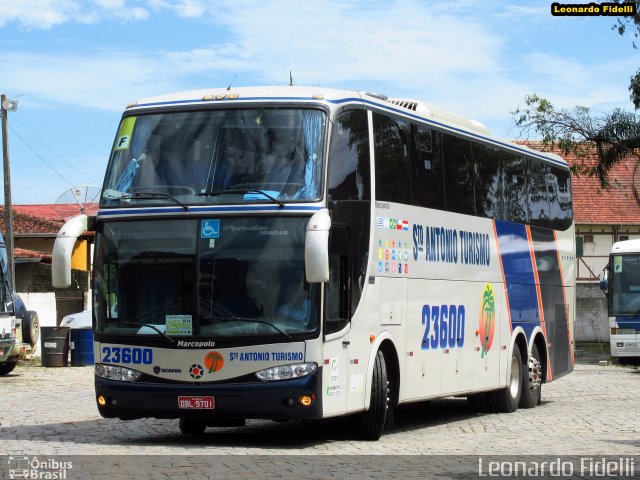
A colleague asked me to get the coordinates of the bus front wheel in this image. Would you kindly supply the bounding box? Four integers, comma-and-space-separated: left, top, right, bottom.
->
492, 345, 523, 413
354, 350, 390, 440
179, 418, 206, 435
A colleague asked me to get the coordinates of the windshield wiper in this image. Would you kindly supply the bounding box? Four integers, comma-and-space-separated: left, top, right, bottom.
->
118, 321, 176, 344
198, 188, 284, 208
208, 316, 292, 340
103, 189, 189, 211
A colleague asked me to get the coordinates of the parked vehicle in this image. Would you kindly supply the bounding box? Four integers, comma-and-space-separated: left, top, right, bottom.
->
60, 309, 92, 329
0, 294, 39, 375
600, 239, 640, 358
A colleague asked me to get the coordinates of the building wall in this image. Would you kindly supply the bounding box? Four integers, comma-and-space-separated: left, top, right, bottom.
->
575, 283, 609, 342
15, 262, 89, 325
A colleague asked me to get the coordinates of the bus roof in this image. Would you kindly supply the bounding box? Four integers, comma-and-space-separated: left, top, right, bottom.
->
126, 85, 567, 168
612, 239, 640, 254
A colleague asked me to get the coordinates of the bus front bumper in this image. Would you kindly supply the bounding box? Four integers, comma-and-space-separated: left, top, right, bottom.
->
610, 336, 640, 358
95, 370, 323, 421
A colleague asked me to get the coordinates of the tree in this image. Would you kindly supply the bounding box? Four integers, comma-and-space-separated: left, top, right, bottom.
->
513, 95, 640, 185
513, 0, 640, 184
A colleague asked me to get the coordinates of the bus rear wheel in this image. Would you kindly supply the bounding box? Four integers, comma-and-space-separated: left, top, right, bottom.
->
492, 345, 523, 413
520, 343, 542, 408
179, 418, 206, 435
354, 350, 390, 440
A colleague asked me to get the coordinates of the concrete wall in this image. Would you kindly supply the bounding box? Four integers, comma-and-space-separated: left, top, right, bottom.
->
15, 262, 89, 324
576, 283, 609, 342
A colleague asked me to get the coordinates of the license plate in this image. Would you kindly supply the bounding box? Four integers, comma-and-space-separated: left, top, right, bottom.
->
178, 396, 215, 409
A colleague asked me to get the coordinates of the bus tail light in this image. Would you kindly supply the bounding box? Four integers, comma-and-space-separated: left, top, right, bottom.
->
255, 363, 317, 382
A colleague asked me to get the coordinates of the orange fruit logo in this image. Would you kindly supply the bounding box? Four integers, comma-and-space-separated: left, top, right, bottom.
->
204, 351, 225, 373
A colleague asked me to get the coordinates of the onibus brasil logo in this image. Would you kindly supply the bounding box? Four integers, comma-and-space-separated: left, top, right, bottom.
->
479, 283, 496, 358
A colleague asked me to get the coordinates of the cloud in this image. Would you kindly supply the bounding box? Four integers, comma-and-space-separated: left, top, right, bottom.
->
0, 0, 149, 29
148, 0, 206, 17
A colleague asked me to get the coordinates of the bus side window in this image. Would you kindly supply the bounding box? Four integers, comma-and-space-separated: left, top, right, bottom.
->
325, 226, 350, 336
528, 158, 550, 228
473, 143, 501, 219
500, 153, 528, 224
328, 110, 370, 201
442, 133, 475, 215
373, 113, 411, 204
548, 166, 573, 231
410, 125, 444, 209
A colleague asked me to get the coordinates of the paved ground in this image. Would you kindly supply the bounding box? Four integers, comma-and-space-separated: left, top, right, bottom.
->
0, 344, 638, 478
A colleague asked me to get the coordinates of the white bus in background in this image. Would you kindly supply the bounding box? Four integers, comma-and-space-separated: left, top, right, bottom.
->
53, 86, 575, 440
601, 239, 640, 358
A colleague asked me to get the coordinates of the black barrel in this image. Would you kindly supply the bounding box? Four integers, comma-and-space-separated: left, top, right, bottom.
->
40, 326, 70, 367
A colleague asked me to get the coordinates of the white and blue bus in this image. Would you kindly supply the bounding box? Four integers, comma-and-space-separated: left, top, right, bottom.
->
601, 239, 640, 358
53, 86, 575, 439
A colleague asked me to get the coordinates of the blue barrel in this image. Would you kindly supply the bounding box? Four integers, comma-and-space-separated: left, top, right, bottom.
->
70, 328, 94, 366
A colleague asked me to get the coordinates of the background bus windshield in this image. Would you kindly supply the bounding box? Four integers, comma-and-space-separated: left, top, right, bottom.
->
94, 218, 319, 340
611, 254, 640, 315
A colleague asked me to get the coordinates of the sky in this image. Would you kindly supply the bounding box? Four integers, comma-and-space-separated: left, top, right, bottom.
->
0, 0, 637, 205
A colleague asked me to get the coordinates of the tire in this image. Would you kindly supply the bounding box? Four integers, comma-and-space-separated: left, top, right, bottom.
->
0, 361, 17, 375
22, 311, 39, 347
354, 350, 390, 440
520, 343, 542, 409
178, 418, 206, 435
492, 345, 523, 413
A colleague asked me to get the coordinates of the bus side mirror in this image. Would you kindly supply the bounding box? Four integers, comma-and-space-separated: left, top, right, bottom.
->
305, 209, 331, 283
52, 214, 89, 288
599, 268, 608, 294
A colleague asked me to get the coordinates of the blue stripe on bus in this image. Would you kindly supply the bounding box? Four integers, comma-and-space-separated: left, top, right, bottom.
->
494, 220, 541, 338
614, 317, 640, 330
98, 205, 323, 216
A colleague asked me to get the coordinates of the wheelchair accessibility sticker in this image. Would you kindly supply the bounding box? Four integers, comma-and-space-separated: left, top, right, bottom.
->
201, 220, 220, 239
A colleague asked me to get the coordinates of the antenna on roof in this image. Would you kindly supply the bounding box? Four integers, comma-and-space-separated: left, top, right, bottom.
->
289, 71, 294, 86
227, 74, 238, 91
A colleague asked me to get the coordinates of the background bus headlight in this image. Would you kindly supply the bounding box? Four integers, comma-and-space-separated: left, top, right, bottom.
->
255, 363, 317, 382
95, 364, 142, 382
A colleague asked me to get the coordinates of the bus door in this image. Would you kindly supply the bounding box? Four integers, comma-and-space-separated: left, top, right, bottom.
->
322, 226, 351, 415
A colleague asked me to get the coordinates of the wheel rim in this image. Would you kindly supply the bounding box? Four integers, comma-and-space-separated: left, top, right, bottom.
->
528, 355, 542, 393
509, 355, 520, 398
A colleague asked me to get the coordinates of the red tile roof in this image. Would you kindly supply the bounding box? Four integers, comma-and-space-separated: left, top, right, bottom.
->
522, 142, 640, 225
15, 247, 51, 263
0, 206, 64, 235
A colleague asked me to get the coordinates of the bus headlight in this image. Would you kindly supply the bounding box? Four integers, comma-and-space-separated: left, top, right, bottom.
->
255, 363, 317, 382
95, 364, 142, 382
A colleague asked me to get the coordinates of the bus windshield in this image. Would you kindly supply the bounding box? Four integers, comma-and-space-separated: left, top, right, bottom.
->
101, 108, 326, 206
94, 218, 319, 340
611, 254, 640, 315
